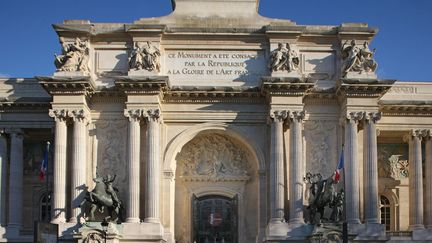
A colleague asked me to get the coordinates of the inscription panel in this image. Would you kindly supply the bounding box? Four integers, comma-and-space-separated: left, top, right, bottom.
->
164, 50, 268, 86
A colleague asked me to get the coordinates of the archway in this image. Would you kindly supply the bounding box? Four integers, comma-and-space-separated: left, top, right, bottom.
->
163, 124, 264, 243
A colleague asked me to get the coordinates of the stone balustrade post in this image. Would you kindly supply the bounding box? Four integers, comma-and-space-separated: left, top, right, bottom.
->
408, 129, 425, 230
7, 129, 24, 236
344, 112, 363, 224
124, 109, 142, 223
363, 112, 381, 224
144, 109, 162, 223
49, 109, 68, 223
288, 110, 305, 225
268, 110, 288, 223
68, 109, 89, 223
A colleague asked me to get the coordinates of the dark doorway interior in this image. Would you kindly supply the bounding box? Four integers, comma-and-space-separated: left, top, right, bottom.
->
193, 195, 238, 243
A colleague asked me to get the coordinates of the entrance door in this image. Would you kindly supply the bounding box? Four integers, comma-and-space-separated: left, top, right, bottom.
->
193, 195, 238, 243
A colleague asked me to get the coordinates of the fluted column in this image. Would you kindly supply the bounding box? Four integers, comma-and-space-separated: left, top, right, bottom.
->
344, 112, 363, 224
288, 110, 305, 225
409, 129, 425, 230
425, 130, 432, 229
0, 132, 6, 226
69, 109, 89, 223
7, 129, 24, 234
124, 109, 142, 223
144, 109, 161, 223
268, 110, 287, 222
49, 109, 68, 223
363, 112, 381, 224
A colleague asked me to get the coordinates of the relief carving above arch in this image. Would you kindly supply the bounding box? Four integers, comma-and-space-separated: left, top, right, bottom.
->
176, 133, 250, 182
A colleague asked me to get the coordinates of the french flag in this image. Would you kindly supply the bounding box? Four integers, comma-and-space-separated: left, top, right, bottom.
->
334, 146, 344, 183
39, 142, 50, 182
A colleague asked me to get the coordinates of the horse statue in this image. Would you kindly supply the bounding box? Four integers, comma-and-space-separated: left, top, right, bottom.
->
80, 173, 124, 223
304, 172, 338, 225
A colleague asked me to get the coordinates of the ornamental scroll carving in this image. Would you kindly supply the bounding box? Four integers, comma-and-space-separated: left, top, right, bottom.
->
377, 144, 409, 179
176, 134, 250, 181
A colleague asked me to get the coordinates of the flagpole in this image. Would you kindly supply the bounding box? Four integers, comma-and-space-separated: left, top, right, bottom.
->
45, 141, 51, 222
341, 144, 348, 243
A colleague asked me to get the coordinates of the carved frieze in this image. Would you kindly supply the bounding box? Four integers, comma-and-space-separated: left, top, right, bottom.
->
95, 119, 127, 201
304, 120, 338, 176
176, 134, 250, 181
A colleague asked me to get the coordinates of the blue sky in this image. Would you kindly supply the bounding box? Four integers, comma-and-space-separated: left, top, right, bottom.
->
0, 0, 431, 81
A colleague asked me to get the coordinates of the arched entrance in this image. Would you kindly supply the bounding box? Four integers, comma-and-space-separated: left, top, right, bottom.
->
168, 127, 263, 243
193, 195, 238, 243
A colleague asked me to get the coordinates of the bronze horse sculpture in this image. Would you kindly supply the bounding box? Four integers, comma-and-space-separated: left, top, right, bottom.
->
304, 172, 338, 225
80, 174, 124, 223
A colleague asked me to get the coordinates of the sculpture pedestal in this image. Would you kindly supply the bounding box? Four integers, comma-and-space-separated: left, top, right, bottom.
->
128, 70, 158, 76
344, 72, 377, 81
264, 221, 313, 242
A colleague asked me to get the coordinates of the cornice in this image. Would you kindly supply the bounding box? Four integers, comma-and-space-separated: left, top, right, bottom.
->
36, 76, 96, 97
261, 76, 314, 96
336, 79, 395, 98
114, 76, 169, 95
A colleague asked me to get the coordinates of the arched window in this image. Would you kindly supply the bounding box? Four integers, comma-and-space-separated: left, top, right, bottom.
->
380, 195, 391, 231
39, 192, 51, 222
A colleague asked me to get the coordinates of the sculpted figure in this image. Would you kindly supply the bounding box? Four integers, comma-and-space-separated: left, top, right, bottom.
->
129, 41, 161, 72
269, 43, 288, 71
80, 173, 123, 222
341, 40, 378, 77
304, 172, 340, 225
269, 43, 300, 73
54, 37, 90, 73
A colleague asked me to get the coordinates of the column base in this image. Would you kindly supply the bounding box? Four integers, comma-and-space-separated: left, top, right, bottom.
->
125, 217, 141, 223
355, 223, 387, 241
412, 228, 432, 241
122, 222, 165, 242
143, 217, 160, 224
264, 221, 313, 241
409, 224, 425, 231
6, 224, 21, 239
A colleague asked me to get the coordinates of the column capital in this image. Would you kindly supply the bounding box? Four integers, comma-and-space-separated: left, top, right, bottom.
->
68, 109, 90, 124
363, 111, 381, 123
410, 129, 427, 139
346, 111, 364, 123
269, 109, 288, 123
288, 110, 305, 122
143, 108, 161, 123
49, 109, 68, 122
124, 109, 143, 122
5, 128, 24, 138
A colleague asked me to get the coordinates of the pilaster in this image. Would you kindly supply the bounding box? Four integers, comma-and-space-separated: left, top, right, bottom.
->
408, 129, 425, 230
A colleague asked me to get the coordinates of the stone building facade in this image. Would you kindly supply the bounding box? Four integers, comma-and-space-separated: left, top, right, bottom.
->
0, 0, 431, 242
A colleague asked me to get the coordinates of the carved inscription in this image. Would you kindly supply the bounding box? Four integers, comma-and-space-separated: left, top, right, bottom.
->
165, 50, 268, 85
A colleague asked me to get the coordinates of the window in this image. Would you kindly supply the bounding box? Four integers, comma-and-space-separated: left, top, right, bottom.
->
39, 193, 51, 222
380, 195, 391, 231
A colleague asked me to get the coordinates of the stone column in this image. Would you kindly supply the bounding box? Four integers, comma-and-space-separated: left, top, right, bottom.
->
0, 132, 7, 226
363, 112, 381, 224
409, 129, 425, 230
288, 110, 305, 225
124, 109, 142, 223
7, 129, 24, 235
268, 110, 287, 222
49, 109, 68, 223
344, 112, 363, 224
69, 109, 88, 223
144, 109, 161, 223
425, 130, 432, 229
